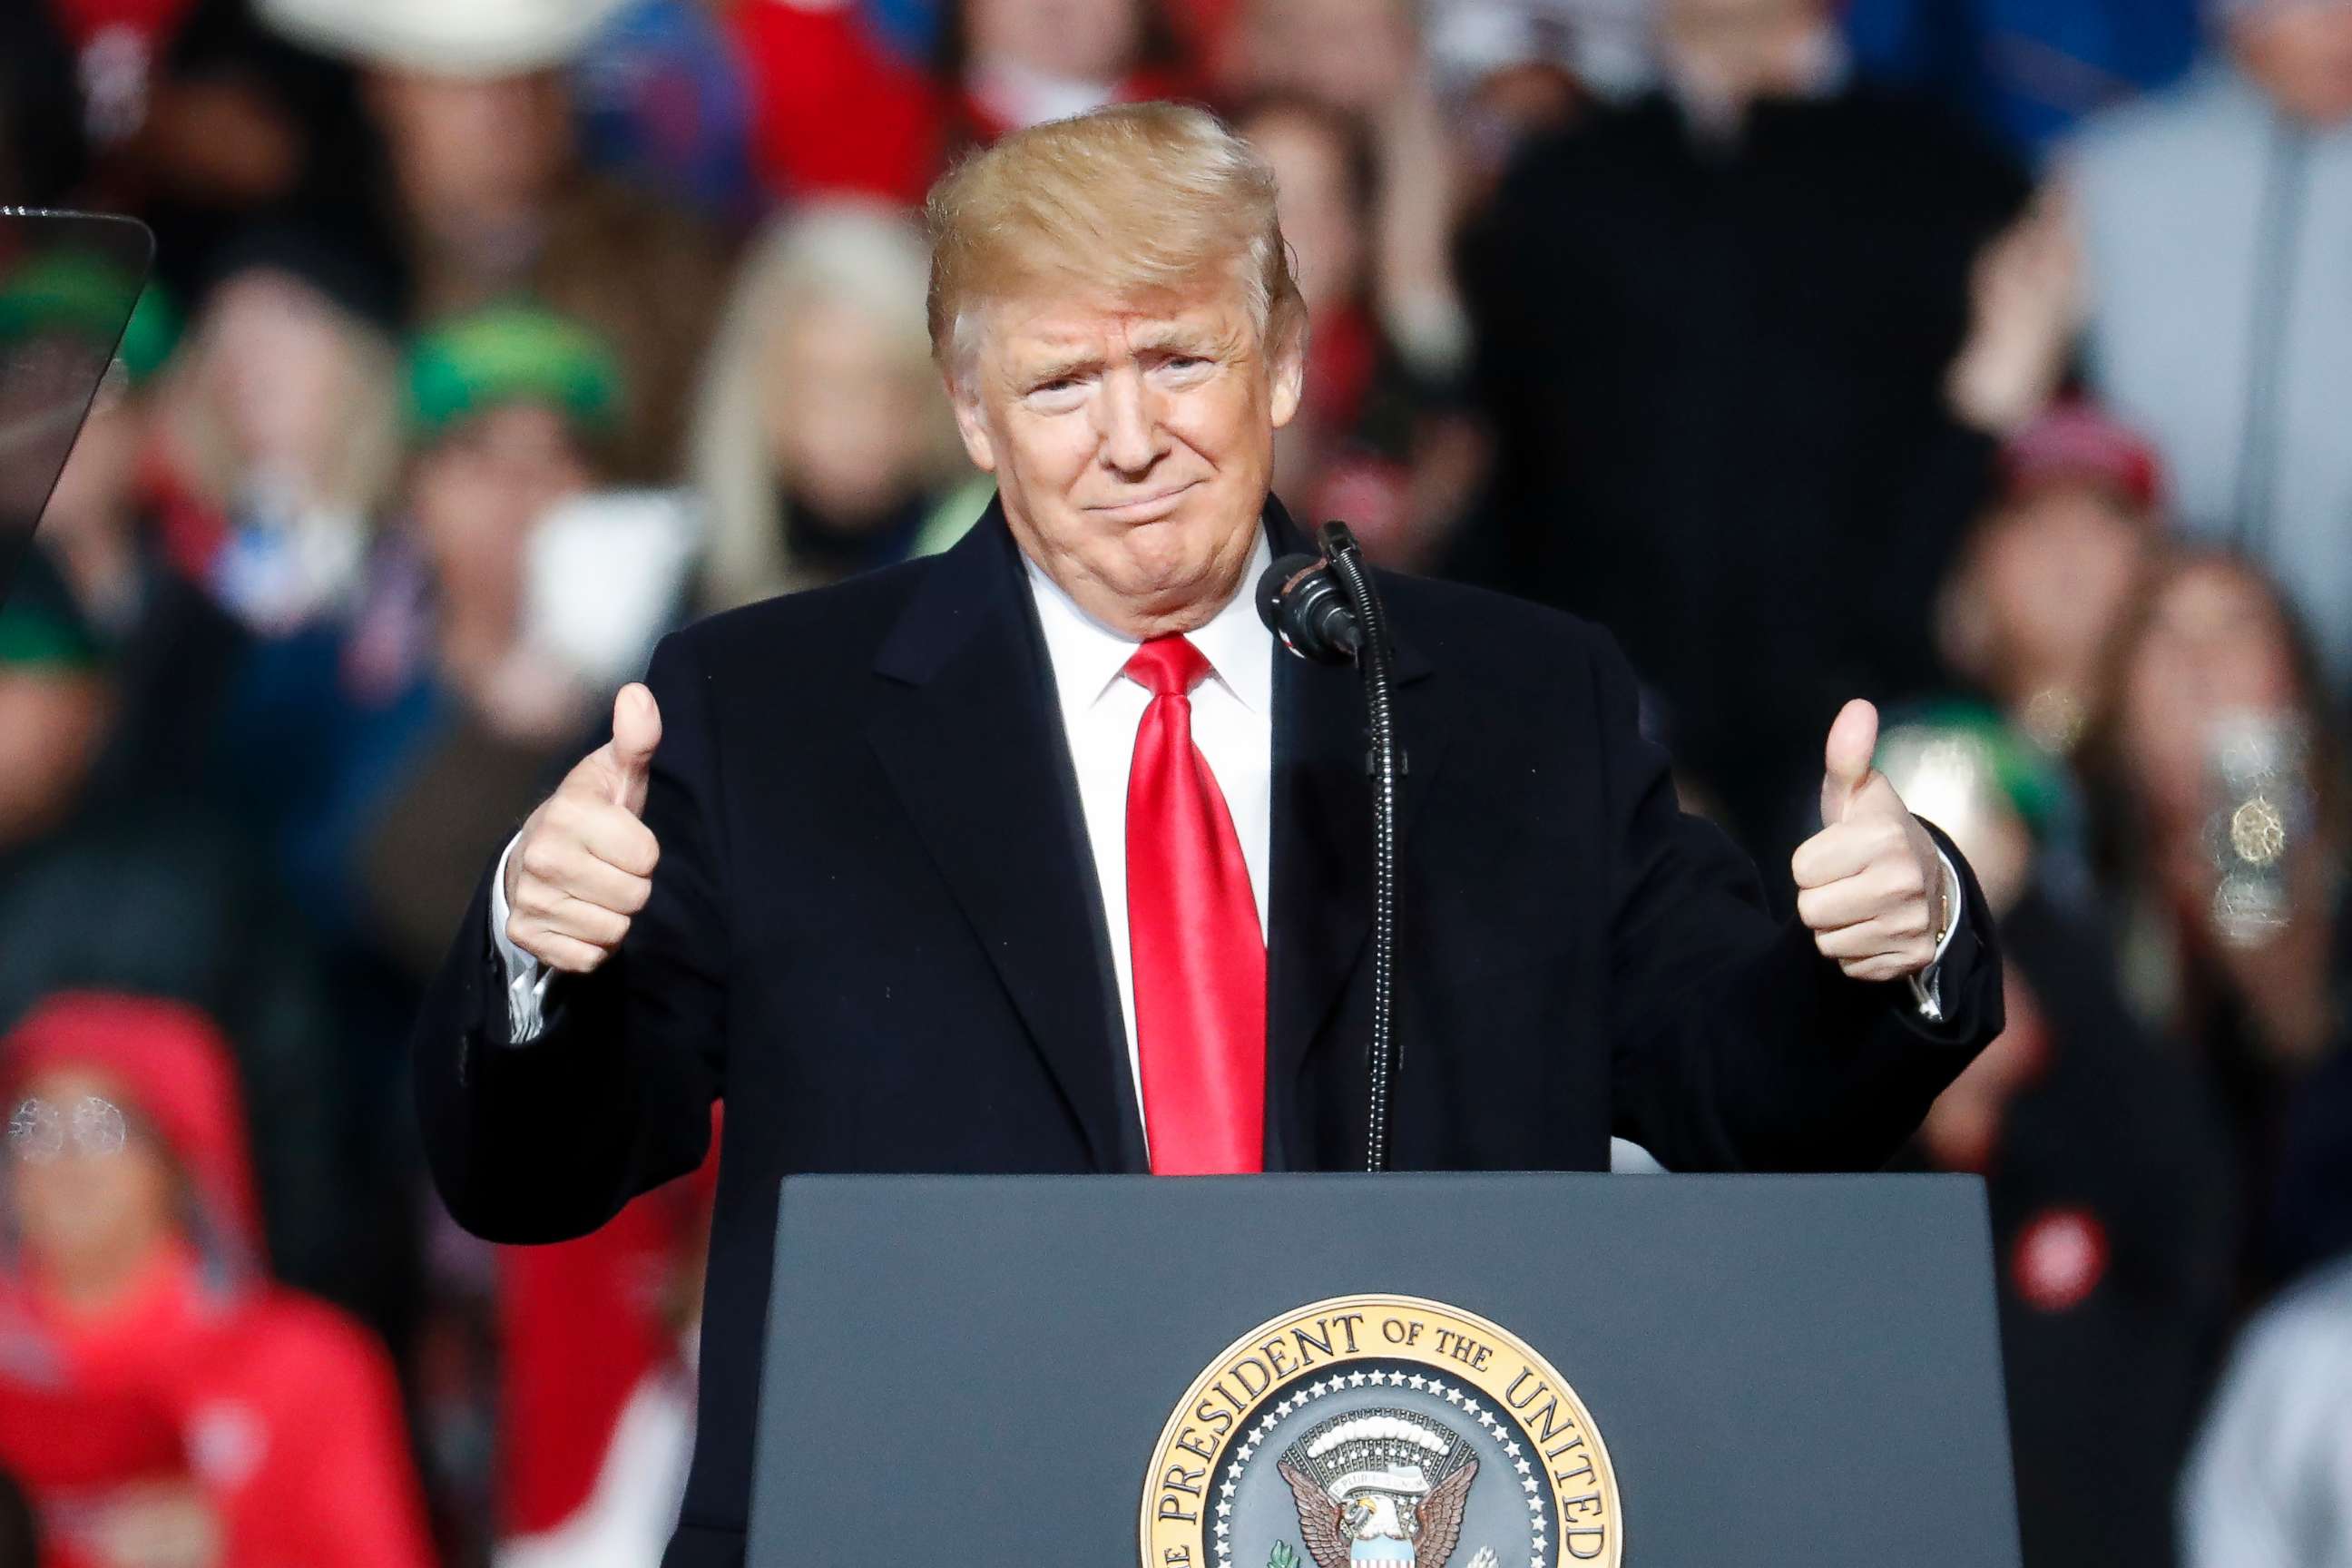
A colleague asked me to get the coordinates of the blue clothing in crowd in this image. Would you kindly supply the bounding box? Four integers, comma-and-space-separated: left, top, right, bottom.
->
1846, 0, 2201, 156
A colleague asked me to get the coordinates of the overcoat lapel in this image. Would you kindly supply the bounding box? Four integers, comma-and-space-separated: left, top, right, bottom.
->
863, 493, 1446, 1174
866, 502, 1140, 1172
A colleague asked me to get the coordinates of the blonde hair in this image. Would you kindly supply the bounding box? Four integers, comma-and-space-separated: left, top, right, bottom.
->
691, 201, 968, 610
923, 101, 1307, 382
152, 277, 402, 518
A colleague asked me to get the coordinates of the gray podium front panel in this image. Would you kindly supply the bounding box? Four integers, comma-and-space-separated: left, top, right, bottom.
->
750, 1173, 2018, 1568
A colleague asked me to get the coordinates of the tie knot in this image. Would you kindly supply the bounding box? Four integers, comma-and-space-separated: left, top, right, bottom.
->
1124, 635, 1212, 699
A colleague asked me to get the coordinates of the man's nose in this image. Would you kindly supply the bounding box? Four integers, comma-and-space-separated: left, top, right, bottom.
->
1095, 368, 1167, 477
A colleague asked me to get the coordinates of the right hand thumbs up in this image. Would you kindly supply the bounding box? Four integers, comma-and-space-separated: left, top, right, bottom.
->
503, 683, 665, 975
603, 681, 663, 816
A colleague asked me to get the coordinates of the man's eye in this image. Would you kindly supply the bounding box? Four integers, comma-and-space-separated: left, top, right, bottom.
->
1024, 378, 1088, 410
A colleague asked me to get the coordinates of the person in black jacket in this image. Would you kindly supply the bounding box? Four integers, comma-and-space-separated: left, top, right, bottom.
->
1880, 706, 2235, 1568
1454, 0, 2062, 856
411, 102, 2004, 1568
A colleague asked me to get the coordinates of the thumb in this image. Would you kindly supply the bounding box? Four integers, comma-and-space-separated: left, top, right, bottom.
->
607, 682, 662, 814
1819, 698, 1879, 826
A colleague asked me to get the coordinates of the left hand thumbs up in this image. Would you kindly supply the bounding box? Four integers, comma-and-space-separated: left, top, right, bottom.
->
1793, 700, 1948, 983
1818, 697, 1881, 825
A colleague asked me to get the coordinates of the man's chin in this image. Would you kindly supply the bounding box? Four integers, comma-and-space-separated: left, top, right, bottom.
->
1103, 551, 1254, 629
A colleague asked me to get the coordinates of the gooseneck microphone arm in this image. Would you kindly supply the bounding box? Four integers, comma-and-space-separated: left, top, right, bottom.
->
1258, 522, 1405, 1173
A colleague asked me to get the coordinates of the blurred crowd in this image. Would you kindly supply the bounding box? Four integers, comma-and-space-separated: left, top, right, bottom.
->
1, 0, 2350, 1562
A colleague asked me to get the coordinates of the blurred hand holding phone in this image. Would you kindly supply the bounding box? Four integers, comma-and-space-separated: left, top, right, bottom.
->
2201, 708, 2312, 947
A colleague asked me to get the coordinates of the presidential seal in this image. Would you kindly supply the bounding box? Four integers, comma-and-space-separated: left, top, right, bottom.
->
1142, 1296, 1622, 1568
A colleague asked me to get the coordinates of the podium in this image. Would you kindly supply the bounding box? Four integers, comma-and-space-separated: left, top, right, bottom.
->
748, 1172, 2021, 1568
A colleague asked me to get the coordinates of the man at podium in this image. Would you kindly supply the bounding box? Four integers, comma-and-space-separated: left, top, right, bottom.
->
411, 103, 2002, 1568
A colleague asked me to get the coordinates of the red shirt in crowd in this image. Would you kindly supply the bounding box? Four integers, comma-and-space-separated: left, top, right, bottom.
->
0, 1243, 436, 1568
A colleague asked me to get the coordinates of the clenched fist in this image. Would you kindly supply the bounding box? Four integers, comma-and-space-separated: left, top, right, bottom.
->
503, 682, 662, 974
1792, 700, 1949, 984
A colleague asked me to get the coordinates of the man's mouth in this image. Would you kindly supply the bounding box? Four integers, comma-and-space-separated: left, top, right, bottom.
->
1089, 480, 1201, 523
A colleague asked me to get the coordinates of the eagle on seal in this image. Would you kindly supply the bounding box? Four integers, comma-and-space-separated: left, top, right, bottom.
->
1278, 1456, 1478, 1568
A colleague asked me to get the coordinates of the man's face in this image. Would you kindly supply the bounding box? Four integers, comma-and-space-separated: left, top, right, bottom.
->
2121, 561, 2303, 832
2235, 2, 2352, 124
8, 1067, 177, 1287
1244, 109, 1367, 315
43, 391, 143, 542
1237, 0, 1415, 115
198, 270, 353, 482
947, 279, 1304, 638
965, 0, 1142, 86
1661, 0, 1832, 102
761, 300, 939, 521
1973, 480, 2148, 695
410, 402, 593, 608
367, 68, 572, 234
0, 666, 110, 850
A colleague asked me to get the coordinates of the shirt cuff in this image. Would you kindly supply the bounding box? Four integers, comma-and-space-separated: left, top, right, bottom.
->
1904, 850, 1965, 1024
490, 833, 555, 1044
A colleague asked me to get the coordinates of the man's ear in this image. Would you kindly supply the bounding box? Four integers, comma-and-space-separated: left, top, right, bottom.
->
946, 369, 997, 473
1267, 319, 1308, 431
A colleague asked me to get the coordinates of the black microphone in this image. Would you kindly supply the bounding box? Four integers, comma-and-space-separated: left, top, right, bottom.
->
1256, 552, 1362, 664
1256, 521, 1406, 1173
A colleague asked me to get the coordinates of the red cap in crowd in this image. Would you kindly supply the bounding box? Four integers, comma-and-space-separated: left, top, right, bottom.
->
2, 992, 263, 1261
2000, 402, 2166, 514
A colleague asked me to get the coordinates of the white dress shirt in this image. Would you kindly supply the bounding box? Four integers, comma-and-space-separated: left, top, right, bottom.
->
1025, 536, 1277, 1138
490, 534, 1962, 1119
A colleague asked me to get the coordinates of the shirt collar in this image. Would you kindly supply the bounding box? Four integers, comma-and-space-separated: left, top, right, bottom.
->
1024, 529, 1275, 718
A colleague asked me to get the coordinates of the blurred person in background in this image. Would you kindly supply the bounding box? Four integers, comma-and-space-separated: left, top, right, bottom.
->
691, 202, 985, 613
0, 562, 114, 866
1, 407, 353, 1319
1458, 0, 2067, 853
2180, 1250, 2352, 1568
0, 0, 384, 299
221, 303, 669, 977
1233, 94, 1481, 568
0, 260, 248, 811
1420, 0, 1590, 210
0, 992, 432, 1568
257, 0, 728, 483
572, 0, 760, 229
730, 0, 1193, 206
1843, 0, 2200, 157
2064, 0, 2352, 687
143, 227, 405, 644
728, 0, 945, 205
947, 0, 1193, 141
214, 302, 684, 1381
1880, 705, 2236, 1568
2080, 546, 2352, 1287
493, 1126, 718, 1568
1220, 0, 1473, 406
1936, 401, 2164, 758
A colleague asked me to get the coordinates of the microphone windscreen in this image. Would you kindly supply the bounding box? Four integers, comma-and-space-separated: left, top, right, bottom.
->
1257, 553, 1323, 635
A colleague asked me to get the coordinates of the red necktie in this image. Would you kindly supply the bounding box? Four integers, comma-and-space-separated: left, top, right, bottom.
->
1124, 636, 1267, 1174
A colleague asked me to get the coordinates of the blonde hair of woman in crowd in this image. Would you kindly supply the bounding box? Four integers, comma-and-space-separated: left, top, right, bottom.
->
151, 268, 405, 630
691, 201, 985, 612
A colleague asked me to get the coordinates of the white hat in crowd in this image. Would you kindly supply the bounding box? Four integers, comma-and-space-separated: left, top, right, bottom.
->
255, 0, 630, 76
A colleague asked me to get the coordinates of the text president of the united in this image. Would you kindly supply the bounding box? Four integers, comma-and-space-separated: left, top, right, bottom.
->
413, 103, 2003, 1568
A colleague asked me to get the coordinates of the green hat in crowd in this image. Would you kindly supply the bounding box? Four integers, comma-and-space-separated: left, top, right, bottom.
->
404, 304, 623, 443
0, 553, 105, 673
1875, 699, 2073, 842
0, 252, 180, 387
